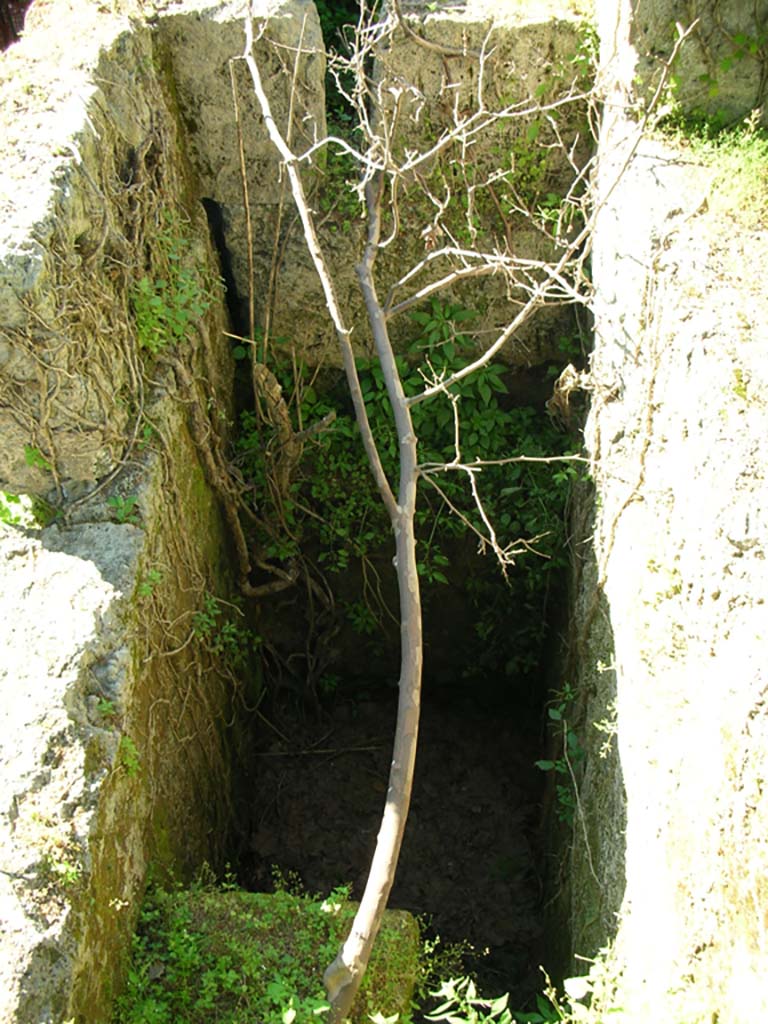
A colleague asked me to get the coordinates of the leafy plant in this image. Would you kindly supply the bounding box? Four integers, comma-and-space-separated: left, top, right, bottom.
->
97, 697, 117, 720
513, 991, 562, 1024
0, 490, 57, 528
535, 683, 585, 826
132, 212, 214, 354
235, 302, 578, 688
137, 568, 163, 597
421, 949, 624, 1024
425, 977, 513, 1024
118, 736, 141, 778
514, 950, 624, 1024
193, 593, 261, 672
659, 109, 768, 226
113, 877, 416, 1024
108, 494, 140, 525
24, 444, 52, 472
0, 491, 27, 526
40, 851, 82, 889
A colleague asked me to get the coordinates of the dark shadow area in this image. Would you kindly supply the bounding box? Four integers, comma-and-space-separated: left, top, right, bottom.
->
220, 337, 578, 1010
0, 0, 27, 50
229, 549, 568, 1012
236, 685, 549, 1009
201, 197, 249, 338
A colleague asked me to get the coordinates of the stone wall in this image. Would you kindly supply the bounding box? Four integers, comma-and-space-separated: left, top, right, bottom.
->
160, 0, 590, 368
559, 2, 768, 1019
601, 0, 768, 126
0, 3, 244, 1021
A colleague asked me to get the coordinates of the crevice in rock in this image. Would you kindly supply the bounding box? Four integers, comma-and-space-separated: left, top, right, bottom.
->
0, 0, 27, 49
201, 197, 249, 339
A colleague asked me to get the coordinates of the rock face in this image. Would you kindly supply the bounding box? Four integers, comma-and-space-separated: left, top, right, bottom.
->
555, 2, 768, 1020
0, 2, 242, 1021
160, 0, 589, 367
0, 8, 149, 499
156, 0, 327, 340
629, 0, 768, 125
0, 522, 141, 1024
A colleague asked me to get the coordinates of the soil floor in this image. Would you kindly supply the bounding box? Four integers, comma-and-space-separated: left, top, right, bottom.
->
238, 688, 547, 1009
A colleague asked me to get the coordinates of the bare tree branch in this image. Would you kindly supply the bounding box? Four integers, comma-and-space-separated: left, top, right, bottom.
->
239, 7, 397, 522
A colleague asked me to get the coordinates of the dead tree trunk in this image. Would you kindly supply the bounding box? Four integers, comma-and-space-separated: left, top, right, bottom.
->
240, 32, 424, 1019
322, 174, 424, 1021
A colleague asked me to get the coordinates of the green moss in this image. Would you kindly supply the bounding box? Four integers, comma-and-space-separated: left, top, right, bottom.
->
114, 881, 419, 1024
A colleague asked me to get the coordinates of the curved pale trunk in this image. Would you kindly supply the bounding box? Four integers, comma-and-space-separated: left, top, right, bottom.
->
324, 177, 423, 1022
323, 505, 422, 1021
241, 27, 424, 1021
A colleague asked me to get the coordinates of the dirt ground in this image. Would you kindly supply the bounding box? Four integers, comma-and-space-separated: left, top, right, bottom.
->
237, 688, 547, 1007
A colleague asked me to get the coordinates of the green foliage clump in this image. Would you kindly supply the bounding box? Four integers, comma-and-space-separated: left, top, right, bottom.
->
193, 592, 262, 674
426, 977, 514, 1023
113, 876, 417, 1024
118, 736, 141, 778
0, 490, 55, 528
24, 443, 52, 472
421, 947, 623, 1024
235, 301, 579, 688
132, 212, 214, 354
535, 683, 585, 826
108, 494, 140, 525
661, 110, 768, 227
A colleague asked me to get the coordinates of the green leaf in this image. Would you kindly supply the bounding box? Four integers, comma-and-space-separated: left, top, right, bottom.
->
536, 993, 557, 1016
489, 993, 509, 1014
24, 445, 53, 472
452, 308, 477, 322
535, 759, 555, 771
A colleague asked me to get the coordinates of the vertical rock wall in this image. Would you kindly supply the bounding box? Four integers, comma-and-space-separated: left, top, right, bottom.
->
628, 0, 768, 125
156, 0, 327, 344
0, 3, 243, 1021
561, 2, 768, 1019
160, 0, 590, 368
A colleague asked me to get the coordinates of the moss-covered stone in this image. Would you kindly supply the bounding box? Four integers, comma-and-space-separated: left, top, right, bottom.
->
114, 884, 420, 1024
